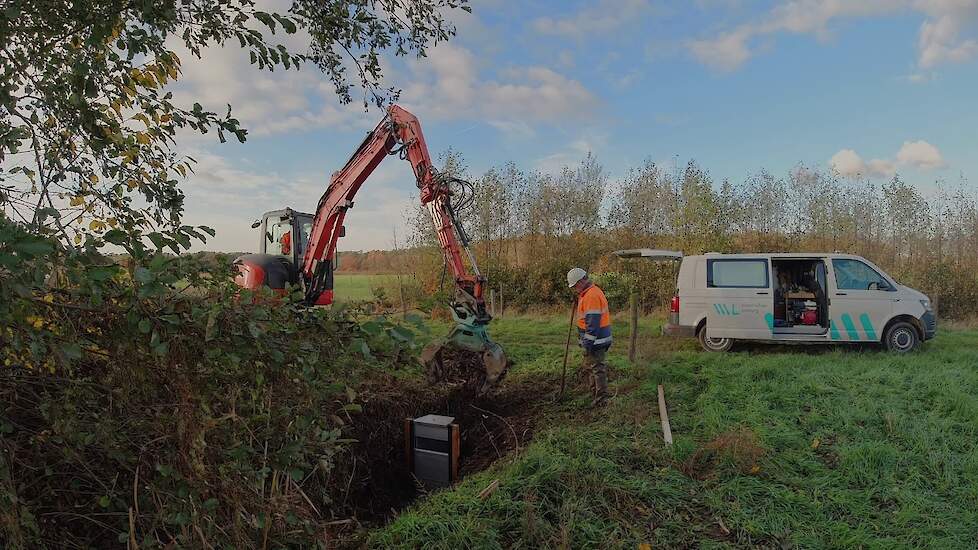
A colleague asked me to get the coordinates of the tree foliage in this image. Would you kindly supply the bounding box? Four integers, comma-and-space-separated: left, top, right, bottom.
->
402, 153, 978, 318
0, 0, 467, 256
1, 0, 467, 547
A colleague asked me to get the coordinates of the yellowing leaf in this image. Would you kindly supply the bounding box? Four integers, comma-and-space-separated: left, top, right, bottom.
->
811, 438, 821, 450
135, 132, 150, 145
74, 234, 82, 244
132, 113, 151, 128
88, 174, 99, 183
70, 196, 85, 207
750, 465, 761, 474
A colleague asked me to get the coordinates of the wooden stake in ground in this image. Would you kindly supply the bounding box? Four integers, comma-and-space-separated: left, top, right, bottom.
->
558, 297, 578, 400
628, 292, 639, 363
657, 384, 673, 445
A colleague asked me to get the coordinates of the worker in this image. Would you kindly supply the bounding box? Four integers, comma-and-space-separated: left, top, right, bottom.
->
280, 230, 291, 255
567, 267, 612, 406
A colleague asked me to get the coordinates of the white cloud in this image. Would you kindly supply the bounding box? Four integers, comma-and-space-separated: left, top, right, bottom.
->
918, 13, 978, 67
895, 139, 946, 168
532, 0, 652, 37
181, 150, 415, 252
487, 119, 536, 139
829, 139, 945, 177
689, 27, 754, 71
689, 0, 978, 71
534, 135, 606, 174
830, 149, 868, 176
397, 43, 598, 123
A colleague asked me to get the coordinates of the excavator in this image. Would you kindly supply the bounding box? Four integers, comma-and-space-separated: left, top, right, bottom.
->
233, 105, 509, 394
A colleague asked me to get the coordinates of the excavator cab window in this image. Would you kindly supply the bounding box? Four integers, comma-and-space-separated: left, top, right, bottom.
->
268, 219, 293, 257
296, 219, 313, 258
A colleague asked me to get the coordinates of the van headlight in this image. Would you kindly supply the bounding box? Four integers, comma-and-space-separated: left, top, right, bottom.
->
920, 299, 932, 311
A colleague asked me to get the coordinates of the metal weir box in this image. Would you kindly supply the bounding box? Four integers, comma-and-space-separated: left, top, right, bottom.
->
405, 414, 460, 489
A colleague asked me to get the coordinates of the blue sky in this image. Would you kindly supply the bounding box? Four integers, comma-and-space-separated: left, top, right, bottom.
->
175, 0, 978, 252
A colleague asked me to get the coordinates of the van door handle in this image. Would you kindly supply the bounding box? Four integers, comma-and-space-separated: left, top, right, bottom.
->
756, 291, 769, 295
836, 292, 847, 296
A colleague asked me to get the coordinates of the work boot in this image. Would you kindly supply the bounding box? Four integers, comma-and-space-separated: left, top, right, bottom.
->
593, 362, 609, 402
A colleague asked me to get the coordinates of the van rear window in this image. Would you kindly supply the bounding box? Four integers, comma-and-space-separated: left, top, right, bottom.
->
707, 259, 769, 288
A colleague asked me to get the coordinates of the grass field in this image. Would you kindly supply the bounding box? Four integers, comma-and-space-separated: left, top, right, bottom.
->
369, 314, 978, 549
332, 273, 398, 302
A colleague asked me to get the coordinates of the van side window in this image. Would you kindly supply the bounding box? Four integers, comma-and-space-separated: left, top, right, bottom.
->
832, 259, 889, 290
707, 259, 769, 288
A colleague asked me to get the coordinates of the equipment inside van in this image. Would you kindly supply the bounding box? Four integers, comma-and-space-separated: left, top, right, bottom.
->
771, 259, 828, 334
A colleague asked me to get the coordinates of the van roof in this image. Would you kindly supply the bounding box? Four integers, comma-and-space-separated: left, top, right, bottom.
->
692, 252, 867, 260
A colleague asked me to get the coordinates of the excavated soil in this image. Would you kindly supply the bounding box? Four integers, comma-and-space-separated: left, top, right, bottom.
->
325, 373, 547, 530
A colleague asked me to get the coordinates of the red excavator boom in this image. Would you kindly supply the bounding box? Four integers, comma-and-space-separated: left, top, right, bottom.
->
234, 105, 508, 393
302, 105, 481, 310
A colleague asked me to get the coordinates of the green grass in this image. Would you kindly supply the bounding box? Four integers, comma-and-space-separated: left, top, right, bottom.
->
332, 273, 398, 302
370, 315, 978, 549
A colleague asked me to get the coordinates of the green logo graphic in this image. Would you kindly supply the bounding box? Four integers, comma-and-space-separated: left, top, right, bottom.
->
713, 304, 740, 316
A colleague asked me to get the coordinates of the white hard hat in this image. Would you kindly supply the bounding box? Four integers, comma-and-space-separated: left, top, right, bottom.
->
567, 267, 587, 288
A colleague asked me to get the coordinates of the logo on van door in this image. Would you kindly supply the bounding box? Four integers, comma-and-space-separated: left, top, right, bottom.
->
713, 304, 741, 316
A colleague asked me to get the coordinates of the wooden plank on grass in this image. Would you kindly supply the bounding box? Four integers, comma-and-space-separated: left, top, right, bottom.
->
657, 384, 673, 445
478, 479, 500, 500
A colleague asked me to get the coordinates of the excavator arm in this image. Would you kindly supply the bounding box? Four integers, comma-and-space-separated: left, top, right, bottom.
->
300, 105, 507, 393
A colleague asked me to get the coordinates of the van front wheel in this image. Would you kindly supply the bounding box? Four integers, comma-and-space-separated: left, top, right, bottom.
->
883, 322, 920, 353
698, 327, 733, 352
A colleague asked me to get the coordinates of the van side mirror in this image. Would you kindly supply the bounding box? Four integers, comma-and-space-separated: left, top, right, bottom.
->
251, 220, 261, 229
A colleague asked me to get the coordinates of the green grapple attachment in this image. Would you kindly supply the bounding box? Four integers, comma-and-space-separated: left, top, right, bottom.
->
421, 288, 509, 395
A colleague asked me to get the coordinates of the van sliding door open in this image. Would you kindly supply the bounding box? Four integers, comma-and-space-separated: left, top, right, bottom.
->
705, 258, 773, 339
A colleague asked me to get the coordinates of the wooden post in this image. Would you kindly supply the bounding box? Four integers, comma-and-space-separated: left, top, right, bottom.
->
558, 298, 578, 400
397, 276, 407, 319
657, 385, 673, 445
628, 292, 639, 363
404, 418, 413, 470
450, 423, 461, 483
498, 285, 504, 317
490, 289, 496, 317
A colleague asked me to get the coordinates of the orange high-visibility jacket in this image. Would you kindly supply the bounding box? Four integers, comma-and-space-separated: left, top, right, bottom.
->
577, 283, 612, 351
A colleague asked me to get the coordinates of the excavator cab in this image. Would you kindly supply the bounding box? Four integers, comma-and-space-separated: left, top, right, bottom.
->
235, 209, 337, 306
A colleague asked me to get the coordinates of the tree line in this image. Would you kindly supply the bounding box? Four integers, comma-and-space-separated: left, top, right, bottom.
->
404, 153, 978, 319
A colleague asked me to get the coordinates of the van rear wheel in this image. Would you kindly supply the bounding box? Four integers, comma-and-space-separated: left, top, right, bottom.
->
698, 326, 733, 352
883, 322, 919, 353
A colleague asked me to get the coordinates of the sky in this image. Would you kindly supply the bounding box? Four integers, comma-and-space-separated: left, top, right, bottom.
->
173, 0, 978, 253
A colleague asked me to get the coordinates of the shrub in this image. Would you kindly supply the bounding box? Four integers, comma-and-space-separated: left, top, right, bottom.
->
0, 216, 420, 548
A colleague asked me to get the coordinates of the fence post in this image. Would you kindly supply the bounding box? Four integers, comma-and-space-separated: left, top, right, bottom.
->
490, 289, 496, 317
629, 292, 639, 363
498, 285, 504, 317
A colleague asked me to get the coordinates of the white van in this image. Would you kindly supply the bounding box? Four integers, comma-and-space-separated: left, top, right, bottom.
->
663, 253, 936, 352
